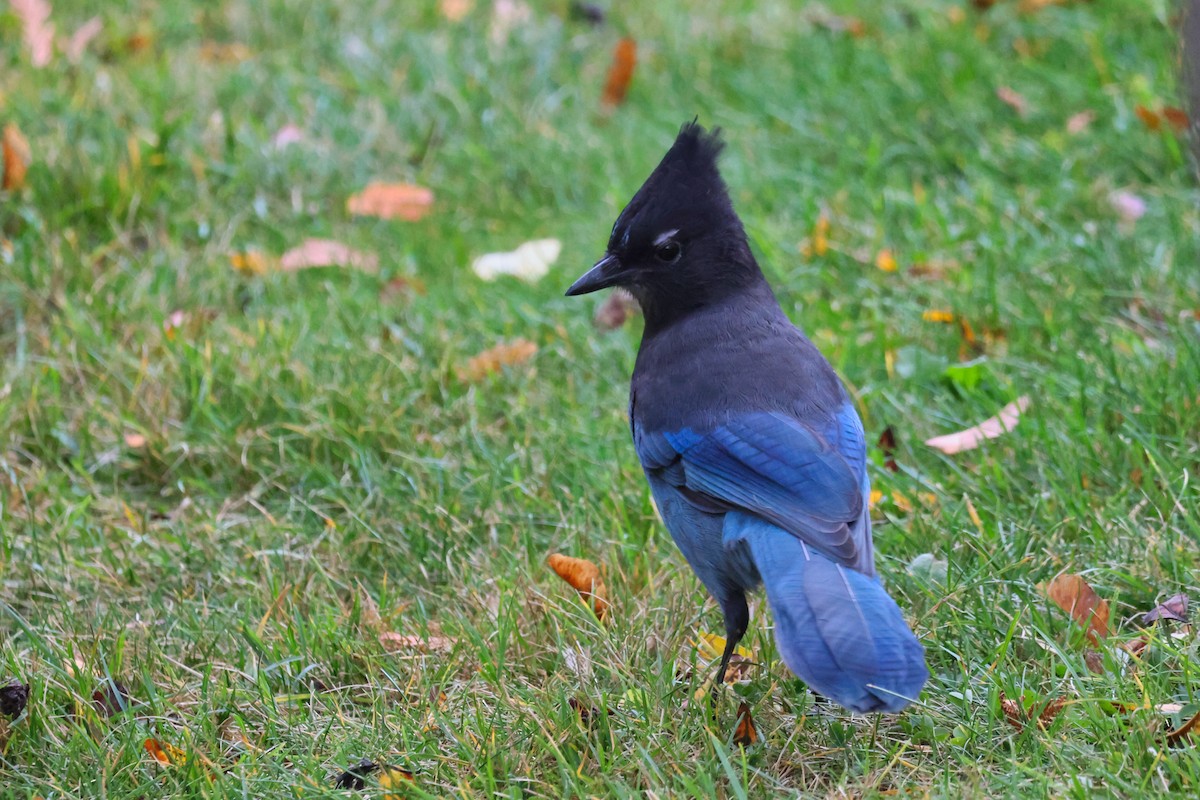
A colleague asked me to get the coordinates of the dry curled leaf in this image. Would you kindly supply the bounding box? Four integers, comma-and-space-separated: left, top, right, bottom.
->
732, 702, 758, 746
280, 239, 379, 272
459, 339, 537, 382
1144, 593, 1189, 624
999, 691, 1066, 731
1167, 709, 1200, 745
346, 182, 433, 221
471, 238, 560, 282
925, 396, 1031, 455
547, 553, 609, 620
0, 681, 30, 718
1043, 573, 1110, 645
1000, 692, 1025, 730
593, 288, 640, 331
601, 37, 637, 108
378, 633, 454, 653
696, 632, 754, 682
2, 124, 32, 191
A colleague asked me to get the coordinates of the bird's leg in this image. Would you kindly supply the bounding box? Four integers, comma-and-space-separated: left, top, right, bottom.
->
711, 592, 749, 700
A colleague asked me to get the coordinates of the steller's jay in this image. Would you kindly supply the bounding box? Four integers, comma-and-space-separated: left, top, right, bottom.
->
566, 122, 928, 713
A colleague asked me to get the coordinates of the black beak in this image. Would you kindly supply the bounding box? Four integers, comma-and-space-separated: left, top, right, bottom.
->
565, 254, 623, 296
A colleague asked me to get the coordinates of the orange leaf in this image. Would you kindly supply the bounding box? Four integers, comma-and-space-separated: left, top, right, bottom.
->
279, 238, 379, 272
732, 702, 758, 746
547, 553, 609, 621
144, 738, 186, 765
378, 633, 454, 653
997, 86, 1029, 117
924, 396, 1031, 454
346, 182, 433, 221
922, 309, 955, 323
601, 37, 637, 107
875, 249, 898, 272
229, 250, 273, 275
2, 124, 32, 191
1135, 105, 1162, 131
459, 339, 537, 382
1043, 573, 1110, 645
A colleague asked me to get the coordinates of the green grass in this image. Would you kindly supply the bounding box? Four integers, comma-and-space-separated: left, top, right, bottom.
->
2, 0, 1199, 796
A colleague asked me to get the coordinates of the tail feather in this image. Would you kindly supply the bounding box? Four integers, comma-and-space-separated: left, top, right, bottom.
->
726, 513, 928, 713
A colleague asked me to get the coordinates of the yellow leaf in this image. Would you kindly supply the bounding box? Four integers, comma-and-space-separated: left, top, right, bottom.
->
381, 765, 415, 799
695, 632, 752, 663
922, 309, 955, 323
144, 738, 186, 765
813, 213, 829, 257
229, 250, 272, 275
869, 489, 883, 508
874, 249, 897, 272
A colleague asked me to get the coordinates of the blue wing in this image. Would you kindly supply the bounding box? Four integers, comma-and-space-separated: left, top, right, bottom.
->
635, 404, 872, 572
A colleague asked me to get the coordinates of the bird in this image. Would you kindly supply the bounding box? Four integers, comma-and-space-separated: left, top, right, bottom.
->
566, 121, 928, 713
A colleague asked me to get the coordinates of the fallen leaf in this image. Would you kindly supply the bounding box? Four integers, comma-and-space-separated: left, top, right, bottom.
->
471, 238, 560, 282
801, 213, 830, 258
380, 765, 415, 797
593, 288, 640, 330
1144, 593, 1189, 624
1122, 637, 1149, 658
346, 182, 433, 221
1000, 692, 1025, 730
144, 738, 186, 765
334, 757, 378, 789
459, 339, 538, 382
1135, 105, 1162, 131
875, 249, 898, 272
908, 553, 948, 585
732, 702, 758, 746
922, 309, 955, 323
547, 553, 609, 621
1158, 703, 1187, 714
601, 37, 637, 107
1037, 696, 1068, 726
1066, 110, 1095, 134
924, 395, 1031, 455
271, 123, 304, 150
11, 0, 54, 67
123, 432, 147, 449
92, 680, 132, 716
1162, 106, 1189, 131
997, 86, 1029, 117
1043, 573, 1110, 645
0, 681, 30, 718
1110, 190, 1146, 223
378, 633, 454, 653
2, 123, 32, 191
229, 250, 272, 275
1167, 709, 1200, 744
440, 0, 473, 20
868, 489, 883, 508
877, 426, 899, 471
63, 16, 101, 63
279, 238, 379, 272
999, 691, 1066, 731
695, 632, 754, 682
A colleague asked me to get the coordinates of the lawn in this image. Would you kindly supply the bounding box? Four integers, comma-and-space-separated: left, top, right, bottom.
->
1, 0, 1199, 797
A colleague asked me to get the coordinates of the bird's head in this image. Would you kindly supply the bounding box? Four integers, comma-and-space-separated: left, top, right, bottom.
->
566, 121, 762, 324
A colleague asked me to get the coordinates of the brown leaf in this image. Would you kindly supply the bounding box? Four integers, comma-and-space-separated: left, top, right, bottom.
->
925, 396, 1031, 454
997, 86, 1029, 117
63, 16, 101, 63
601, 37, 637, 107
378, 633, 454, 653
92, 680, 132, 716
1167, 709, 1200, 744
877, 426, 899, 472
547, 553, 610, 621
1122, 637, 1149, 658
593, 289, 641, 331
0, 681, 30, 718
732, 702, 758, 746
11, 0, 55, 67
1043, 573, 1110, 645
144, 737, 185, 765
1084, 649, 1106, 674
1162, 107, 1189, 131
1144, 593, 1189, 624
279, 238, 379, 272
1135, 105, 1162, 131
1066, 110, 1095, 134
198, 41, 251, 63
1000, 692, 1026, 730
346, 182, 433, 221
2, 124, 32, 191
459, 339, 537, 382
1036, 696, 1067, 727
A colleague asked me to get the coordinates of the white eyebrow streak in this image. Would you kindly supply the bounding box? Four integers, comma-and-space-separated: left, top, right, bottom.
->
653, 229, 679, 246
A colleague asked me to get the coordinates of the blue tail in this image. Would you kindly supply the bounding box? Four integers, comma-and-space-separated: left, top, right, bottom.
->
726, 513, 928, 713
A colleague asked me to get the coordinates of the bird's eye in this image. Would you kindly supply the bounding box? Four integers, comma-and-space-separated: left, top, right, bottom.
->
654, 239, 682, 264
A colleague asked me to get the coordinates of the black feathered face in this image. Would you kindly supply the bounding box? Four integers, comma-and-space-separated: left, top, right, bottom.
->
566, 121, 759, 308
